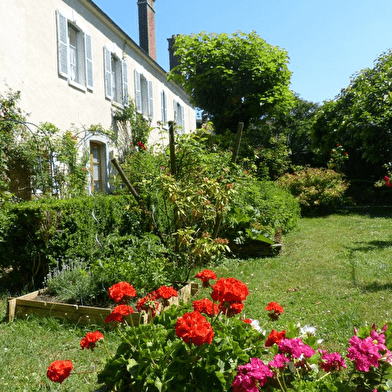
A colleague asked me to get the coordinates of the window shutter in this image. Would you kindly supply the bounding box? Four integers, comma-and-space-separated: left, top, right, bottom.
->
181, 105, 185, 132
85, 33, 93, 90
56, 10, 68, 78
147, 80, 153, 118
173, 100, 178, 125
104, 47, 112, 99
134, 70, 142, 111
121, 60, 129, 106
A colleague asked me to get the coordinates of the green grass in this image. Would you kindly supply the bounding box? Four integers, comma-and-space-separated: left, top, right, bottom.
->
2, 206, 392, 390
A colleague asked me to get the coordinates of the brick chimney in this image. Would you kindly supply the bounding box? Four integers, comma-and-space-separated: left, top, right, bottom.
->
137, 0, 156, 60
167, 34, 179, 71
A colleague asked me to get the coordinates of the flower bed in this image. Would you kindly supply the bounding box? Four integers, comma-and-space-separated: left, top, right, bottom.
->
6, 282, 199, 327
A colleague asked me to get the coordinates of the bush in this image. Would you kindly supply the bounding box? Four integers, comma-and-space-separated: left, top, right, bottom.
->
278, 167, 349, 215
222, 178, 301, 246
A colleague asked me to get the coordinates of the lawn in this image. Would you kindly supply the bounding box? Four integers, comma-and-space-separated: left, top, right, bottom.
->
1, 206, 392, 390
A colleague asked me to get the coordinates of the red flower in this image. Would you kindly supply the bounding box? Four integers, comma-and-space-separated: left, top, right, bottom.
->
175, 311, 214, 346
265, 329, 286, 347
80, 331, 104, 351
219, 301, 244, 317
193, 298, 219, 316
243, 318, 252, 324
105, 304, 134, 323
108, 282, 136, 303
47, 360, 73, 384
195, 269, 217, 287
137, 141, 146, 150
266, 301, 284, 320
156, 286, 178, 300
211, 277, 249, 304
136, 291, 159, 317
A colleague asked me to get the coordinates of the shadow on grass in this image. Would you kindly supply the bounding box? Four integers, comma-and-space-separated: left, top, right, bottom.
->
347, 240, 392, 292
338, 205, 392, 218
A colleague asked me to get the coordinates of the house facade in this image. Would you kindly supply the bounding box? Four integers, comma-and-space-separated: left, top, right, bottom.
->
0, 0, 196, 193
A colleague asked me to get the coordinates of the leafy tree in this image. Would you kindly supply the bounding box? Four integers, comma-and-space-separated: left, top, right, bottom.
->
312, 49, 392, 177
168, 31, 294, 134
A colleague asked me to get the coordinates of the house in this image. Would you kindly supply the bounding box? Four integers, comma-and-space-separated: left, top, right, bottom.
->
0, 0, 196, 193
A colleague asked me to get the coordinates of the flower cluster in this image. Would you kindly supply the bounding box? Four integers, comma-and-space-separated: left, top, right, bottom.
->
265, 301, 284, 320
195, 268, 217, 287
47, 360, 73, 384
105, 304, 134, 323
383, 175, 391, 187
136, 291, 160, 317
175, 310, 214, 346
108, 281, 136, 303
232, 358, 273, 392
80, 331, 104, 351
193, 298, 219, 316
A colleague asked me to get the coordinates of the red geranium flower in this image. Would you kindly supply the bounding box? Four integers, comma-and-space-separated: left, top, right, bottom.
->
108, 282, 136, 303
156, 286, 178, 300
243, 318, 252, 324
266, 301, 284, 320
80, 331, 104, 351
265, 329, 286, 347
211, 277, 249, 304
136, 291, 159, 317
219, 301, 244, 317
175, 311, 214, 346
193, 298, 219, 316
195, 269, 217, 287
47, 360, 73, 384
105, 304, 134, 323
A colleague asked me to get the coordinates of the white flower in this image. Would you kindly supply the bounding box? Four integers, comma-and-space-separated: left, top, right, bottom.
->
250, 319, 265, 334
300, 325, 317, 336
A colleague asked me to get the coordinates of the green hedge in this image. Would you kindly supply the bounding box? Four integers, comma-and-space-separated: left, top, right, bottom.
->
0, 195, 142, 291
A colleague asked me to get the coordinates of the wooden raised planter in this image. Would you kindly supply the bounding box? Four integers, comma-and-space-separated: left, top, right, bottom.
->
7, 282, 199, 327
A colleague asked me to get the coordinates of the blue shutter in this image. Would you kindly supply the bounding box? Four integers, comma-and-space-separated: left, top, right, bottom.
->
121, 60, 129, 105
56, 10, 68, 78
104, 47, 112, 99
85, 33, 93, 89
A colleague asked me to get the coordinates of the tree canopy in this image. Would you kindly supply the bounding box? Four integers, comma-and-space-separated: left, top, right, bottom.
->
168, 31, 294, 134
312, 49, 392, 175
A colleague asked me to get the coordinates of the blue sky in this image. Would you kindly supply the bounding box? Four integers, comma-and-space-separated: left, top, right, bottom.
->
93, 0, 392, 104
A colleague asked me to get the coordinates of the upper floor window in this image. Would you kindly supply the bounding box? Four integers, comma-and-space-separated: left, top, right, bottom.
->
174, 101, 185, 132
104, 47, 128, 105
134, 70, 153, 118
56, 10, 93, 90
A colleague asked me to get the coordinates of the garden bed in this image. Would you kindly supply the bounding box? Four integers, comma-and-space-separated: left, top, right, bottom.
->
7, 282, 199, 327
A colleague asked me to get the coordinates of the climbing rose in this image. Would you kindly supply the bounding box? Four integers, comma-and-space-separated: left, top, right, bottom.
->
156, 286, 178, 300
47, 360, 73, 384
193, 298, 219, 316
136, 291, 159, 317
319, 350, 346, 372
265, 301, 284, 320
265, 329, 286, 347
108, 282, 136, 303
195, 269, 217, 287
137, 141, 146, 150
80, 331, 104, 351
175, 311, 214, 346
105, 304, 134, 323
232, 357, 273, 392
211, 277, 249, 304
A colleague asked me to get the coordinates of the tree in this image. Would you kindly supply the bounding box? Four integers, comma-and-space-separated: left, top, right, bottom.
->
168, 31, 294, 134
312, 49, 392, 177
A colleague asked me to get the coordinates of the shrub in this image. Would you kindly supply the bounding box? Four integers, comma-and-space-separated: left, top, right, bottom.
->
278, 167, 349, 215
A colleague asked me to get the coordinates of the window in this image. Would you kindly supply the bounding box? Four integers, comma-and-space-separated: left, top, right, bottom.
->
161, 90, 168, 124
90, 142, 103, 192
56, 10, 93, 90
173, 101, 185, 132
104, 47, 128, 104
134, 70, 153, 117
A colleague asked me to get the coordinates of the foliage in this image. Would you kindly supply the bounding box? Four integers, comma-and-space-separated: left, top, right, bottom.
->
168, 31, 294, 134
113, 98, 152, 155
327, 143, 349, 173
312, 49, 392, 178
278, 167, 349, 215
222, 179, 301, 245
0, 195, 142, 291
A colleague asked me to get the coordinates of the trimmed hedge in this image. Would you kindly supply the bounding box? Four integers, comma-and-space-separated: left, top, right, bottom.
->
0, 195, 141, 290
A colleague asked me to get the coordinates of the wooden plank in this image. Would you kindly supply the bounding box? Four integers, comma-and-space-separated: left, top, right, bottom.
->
7, 298, 16, 322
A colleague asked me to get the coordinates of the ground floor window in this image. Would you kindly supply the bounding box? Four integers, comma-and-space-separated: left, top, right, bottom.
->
90, 142, 103, 191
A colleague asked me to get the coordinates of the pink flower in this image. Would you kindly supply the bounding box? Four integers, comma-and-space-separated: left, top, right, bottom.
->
319, 350, 346, 372
268, 354, 290, 369
232, 358, 273, 392
347, 335, 382, 372
278, 338, 315, 359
